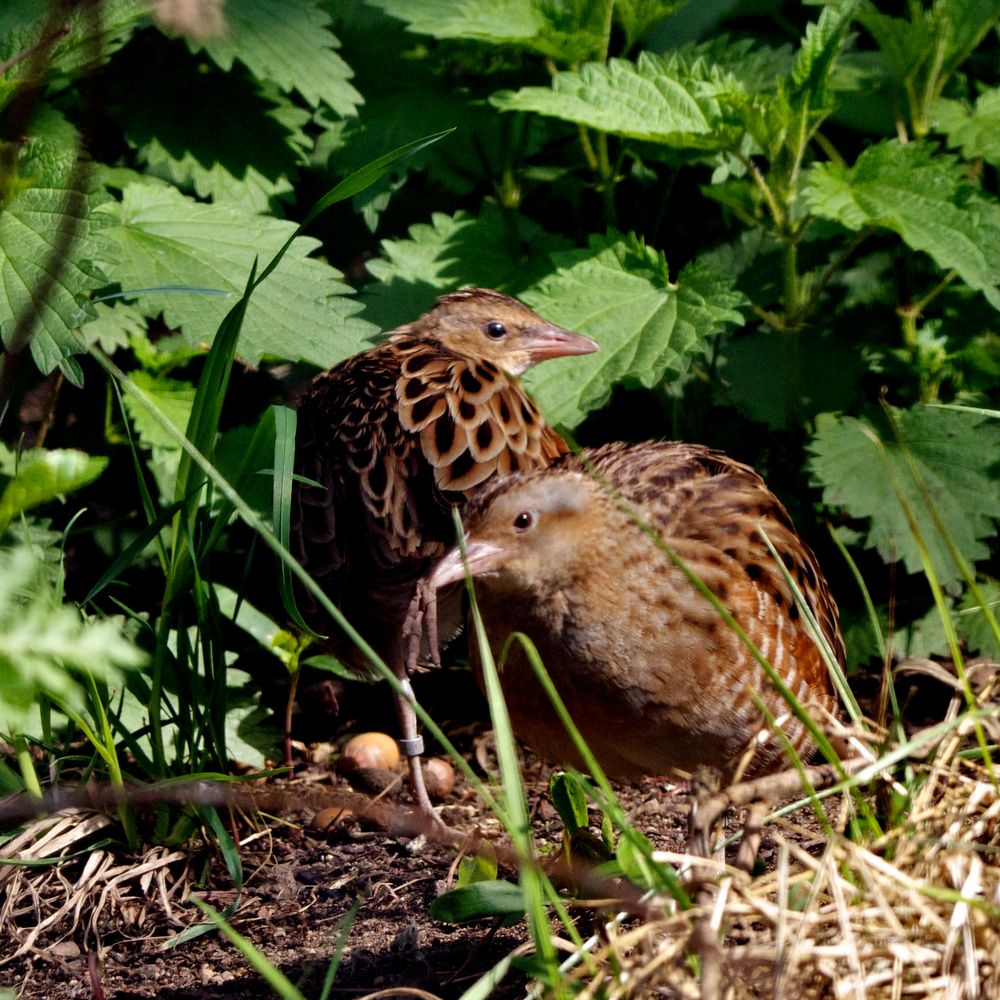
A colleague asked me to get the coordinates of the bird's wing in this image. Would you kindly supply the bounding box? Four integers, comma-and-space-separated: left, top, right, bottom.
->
293, 349, 408, 595
576, 442, 845, 673
394, 340, 567, 494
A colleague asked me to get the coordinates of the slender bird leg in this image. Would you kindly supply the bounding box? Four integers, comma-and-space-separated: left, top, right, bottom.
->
390, 645, 448, 834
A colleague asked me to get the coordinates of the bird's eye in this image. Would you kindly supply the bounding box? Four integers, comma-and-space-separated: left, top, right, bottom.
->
513, 511, 534, 531
485, 321, 507, 339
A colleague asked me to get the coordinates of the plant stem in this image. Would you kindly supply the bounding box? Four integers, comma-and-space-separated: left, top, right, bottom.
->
596, 132, 617, 226
782, 237, 802, 428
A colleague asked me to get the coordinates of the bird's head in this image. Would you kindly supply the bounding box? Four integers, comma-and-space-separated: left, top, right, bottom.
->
422, 288, 598, 375
428, 471, 597, 595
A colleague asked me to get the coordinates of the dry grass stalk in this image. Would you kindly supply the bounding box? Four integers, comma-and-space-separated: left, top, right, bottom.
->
544, 729, 999, 1000
0, 809, 190, 966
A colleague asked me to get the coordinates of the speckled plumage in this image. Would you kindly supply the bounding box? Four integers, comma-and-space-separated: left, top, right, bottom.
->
292, 288, 598, 822
428, 441, 843, 783
293, 288, 597, 661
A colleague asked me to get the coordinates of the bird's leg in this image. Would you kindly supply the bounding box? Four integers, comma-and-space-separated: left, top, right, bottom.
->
734, 801, 767, 873
390, 645, 447, 834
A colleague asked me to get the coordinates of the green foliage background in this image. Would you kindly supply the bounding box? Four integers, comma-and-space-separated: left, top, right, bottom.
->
1, 0, 999, 790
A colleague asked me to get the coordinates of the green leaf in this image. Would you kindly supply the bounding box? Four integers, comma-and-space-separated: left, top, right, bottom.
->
456, 844, 499, 887
300, 654, 361, 682
0, 445, 108, 535
0, 545, 145, 736
954, 580, 1000, 659
99, 182, 376, 367
905, 580, 1000, 660
215, 586, 287, 661
429, 879, 526, 924
787, 2, 854, 110
80, 300, 147, 354
805, 141, 1000, 310
615, 828, 660, 890
614, 0, 685, 50
0, 112, 115, 382
721, 326, 867, 430
858, 0, 1000, 92
521, 233, 747, 428
326, 18, 532, 219
0, 0, 141, 81
197, 0, 362, 116
363, 204, 571, 329
934, 91, 1000, 168
119, 371, 196, 500
122, 371, 196, 452
549, 771, 589, 833
108, 36, 310, 211
226, 698, 279, 770
369, 0, 605, 62
808, 406, 1000, 587
492, 51, 743, 149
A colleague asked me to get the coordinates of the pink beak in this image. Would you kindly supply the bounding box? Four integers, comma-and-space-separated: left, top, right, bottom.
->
429, 540, 506, 591
525, 324, 599, 361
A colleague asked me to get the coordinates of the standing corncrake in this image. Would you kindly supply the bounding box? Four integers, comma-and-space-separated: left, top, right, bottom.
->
427, 441, 843, 784
293, 288, 598, 827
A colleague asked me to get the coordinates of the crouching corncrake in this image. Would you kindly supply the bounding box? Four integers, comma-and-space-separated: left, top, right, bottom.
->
422, 441, 843, 787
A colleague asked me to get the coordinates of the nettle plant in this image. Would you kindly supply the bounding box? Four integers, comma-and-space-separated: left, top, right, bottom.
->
0, 0, 998, 801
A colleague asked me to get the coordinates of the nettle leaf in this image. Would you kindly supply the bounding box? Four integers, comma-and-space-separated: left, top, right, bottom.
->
788, 2, 854, 109
857, 1, 1000, 114
197, 0, 361, 116
721, 327, 866, 430
329, 53, 535, 208
80, 300, 147, 354
109, 36, 310, 211
861, 0, 1000, 82
99, 182, 376, 367
808, 406, 1000, 587
122, 369, 195, 503
122, 371, 196, 453
363, 204, 571, 329
806, 141, 1000, 310
614, 1, 685, 51
522, 233, 747, 428
677, 35, 794, 94
0, 444, 108, 534
492, 51, 744, 149
905, 579, 1000, 660
735, 6, 852, 167
934, 91, 1000, 167
0, 111, 115, 384
0, 0, 141, 81
369, 0, 605, 62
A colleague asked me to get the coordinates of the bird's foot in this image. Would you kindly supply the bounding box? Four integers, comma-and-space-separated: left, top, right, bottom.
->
402, 578, 441, 675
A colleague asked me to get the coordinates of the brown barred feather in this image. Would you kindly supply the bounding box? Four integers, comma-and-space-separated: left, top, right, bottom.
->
292, 288, 598, 675
430, 441, 844, 782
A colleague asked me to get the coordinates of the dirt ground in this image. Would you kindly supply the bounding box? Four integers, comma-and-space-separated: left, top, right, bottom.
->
3, 773, 699, 999
1, 669, 838, 1000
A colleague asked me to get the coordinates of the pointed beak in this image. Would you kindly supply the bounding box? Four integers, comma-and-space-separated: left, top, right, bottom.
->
429, 540, 506, 591
524, 324, 599, 362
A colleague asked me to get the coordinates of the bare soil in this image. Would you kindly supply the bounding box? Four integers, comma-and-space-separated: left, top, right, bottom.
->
2, 669, 839, 1000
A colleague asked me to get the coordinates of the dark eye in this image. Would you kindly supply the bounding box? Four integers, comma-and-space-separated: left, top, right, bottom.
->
513, 511, 533, 531
485, 321, 507, 339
